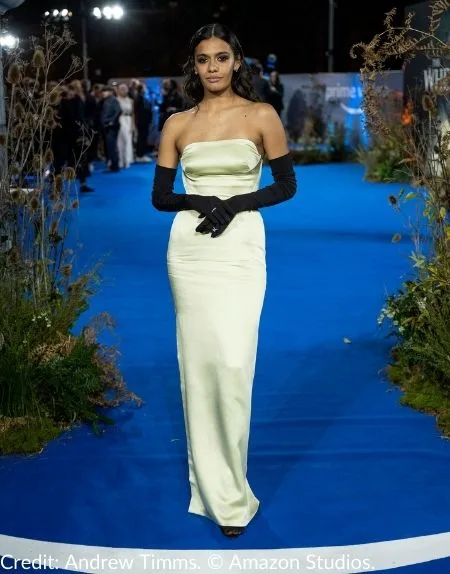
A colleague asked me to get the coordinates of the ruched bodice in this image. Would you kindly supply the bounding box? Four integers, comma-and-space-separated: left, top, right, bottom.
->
168, 139, 265, 262
180, 138, 262, 200
166, 138, 266, 527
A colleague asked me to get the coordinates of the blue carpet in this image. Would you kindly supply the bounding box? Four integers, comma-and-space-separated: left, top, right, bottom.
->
1, 161, 450, 572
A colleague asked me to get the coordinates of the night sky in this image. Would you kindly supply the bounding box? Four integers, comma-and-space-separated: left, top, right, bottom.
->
3, 0, 416, 81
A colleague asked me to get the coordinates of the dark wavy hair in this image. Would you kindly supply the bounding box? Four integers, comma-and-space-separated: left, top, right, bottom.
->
182, 23, 259, 106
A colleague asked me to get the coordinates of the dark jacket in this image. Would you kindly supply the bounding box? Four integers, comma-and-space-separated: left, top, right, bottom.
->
100, 95, 121, 130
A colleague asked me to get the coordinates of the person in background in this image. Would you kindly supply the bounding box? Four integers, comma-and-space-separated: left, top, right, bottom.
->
267, 70, 284, 116
117, 83, 135, 169
158, 78, 184, 132
51, 83, 72, 179
128, 78, 140, 101
250, 61, 270, 103
82, 79, 100, 170
134, 83, 153, 163
100, 86, 121, 172
68, 80, 93, 193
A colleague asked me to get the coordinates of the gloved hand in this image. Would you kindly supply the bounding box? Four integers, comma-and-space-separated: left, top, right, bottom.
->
195, 216, 233, 238
195, 215, 227, 237
195, 197, 238, 237
187, 195, 235, 227
196, 217, 214, 235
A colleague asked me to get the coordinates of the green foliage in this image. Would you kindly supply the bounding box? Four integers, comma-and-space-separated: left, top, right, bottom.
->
0, 417, 63, 455
289, 148, 330, 165
283, 122, 356, 166
386, 349, 450, 437
357, 132, 410, 183
380, 249, 450, 435
0, 27, 141, 455
327, 122, 357, 163
351, 2, 450, 434
35, 336, 104, 422
387, 289, 450, 380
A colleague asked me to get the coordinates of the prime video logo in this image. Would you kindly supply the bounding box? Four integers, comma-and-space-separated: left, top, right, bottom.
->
325, 84, 363, 115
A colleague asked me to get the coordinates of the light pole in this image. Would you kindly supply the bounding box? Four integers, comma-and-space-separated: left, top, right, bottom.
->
87, 4, 124, 82
80, 0, 89, 82
328, 0, 335, 72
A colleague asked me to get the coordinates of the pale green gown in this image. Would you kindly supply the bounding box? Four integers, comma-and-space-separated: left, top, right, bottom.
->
167, 139, 266, 527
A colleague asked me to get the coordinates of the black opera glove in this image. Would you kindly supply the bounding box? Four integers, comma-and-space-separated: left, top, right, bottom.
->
189, 195, 235, 226
196, 217, 214, 235
153, 154, 296, 219
195, 216, 232, 238
152, 165, 187, 212
195, 201, 237, 237
225, 153, 297, 213
151, 166, 233, 220
196, 153, 297, 238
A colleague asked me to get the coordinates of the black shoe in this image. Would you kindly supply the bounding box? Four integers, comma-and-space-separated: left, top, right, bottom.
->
80, 184, 94, 193
220, 526, 245, 538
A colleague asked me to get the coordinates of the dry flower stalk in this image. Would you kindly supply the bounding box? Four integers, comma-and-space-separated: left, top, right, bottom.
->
352, 0, 450, 257
0, 25, 138, 437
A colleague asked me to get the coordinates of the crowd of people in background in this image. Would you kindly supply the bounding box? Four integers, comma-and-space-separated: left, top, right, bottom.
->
50, 78, 160, 193
50, 64, 284, 194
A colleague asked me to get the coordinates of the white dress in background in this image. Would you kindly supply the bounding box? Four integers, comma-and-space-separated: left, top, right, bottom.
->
117, 96, 134, 168
167, 139, 266, 527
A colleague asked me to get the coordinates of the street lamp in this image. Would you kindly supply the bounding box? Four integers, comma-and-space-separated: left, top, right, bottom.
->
43, 3, 125, 82
82, 4, 124, 81
0, 32, 19, 50
92, 5, 124, 20
43, 7, 73, 22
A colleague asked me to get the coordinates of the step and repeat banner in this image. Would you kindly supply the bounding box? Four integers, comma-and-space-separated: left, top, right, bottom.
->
110, 71, 404, 150
279, 71, 403, 147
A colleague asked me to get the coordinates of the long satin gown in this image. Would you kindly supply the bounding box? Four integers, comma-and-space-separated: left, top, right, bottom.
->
167, 138, 266, 527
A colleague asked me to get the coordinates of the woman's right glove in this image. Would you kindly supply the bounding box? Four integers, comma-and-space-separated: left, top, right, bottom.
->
151, 164, 234, 227
189, 195, 235, 227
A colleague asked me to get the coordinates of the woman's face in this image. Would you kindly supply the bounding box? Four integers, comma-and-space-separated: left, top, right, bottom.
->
194, 37, 240, 94
118, 85, 128, 97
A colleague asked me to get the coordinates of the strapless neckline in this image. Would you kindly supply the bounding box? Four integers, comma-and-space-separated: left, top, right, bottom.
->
180, 138, 261, 159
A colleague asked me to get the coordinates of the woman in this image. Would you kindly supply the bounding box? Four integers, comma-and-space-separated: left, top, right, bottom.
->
267, 70, 284, 116
116, 83, 134, 168
158, 78, 184, 132
151, 23, 296, 538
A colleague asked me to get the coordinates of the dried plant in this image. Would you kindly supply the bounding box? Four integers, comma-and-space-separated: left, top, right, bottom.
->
0, 26, 139, 452
0, 26, 88, 305
351, 1, 450, 252
352, 1, 450, 434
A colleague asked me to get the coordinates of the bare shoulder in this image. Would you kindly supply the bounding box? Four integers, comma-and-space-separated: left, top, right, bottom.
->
159, 110, 197, 168
249, 102, 289, 159
231, 99, 271, 115
251, 102, 280, 122
162, 109, 194, 137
